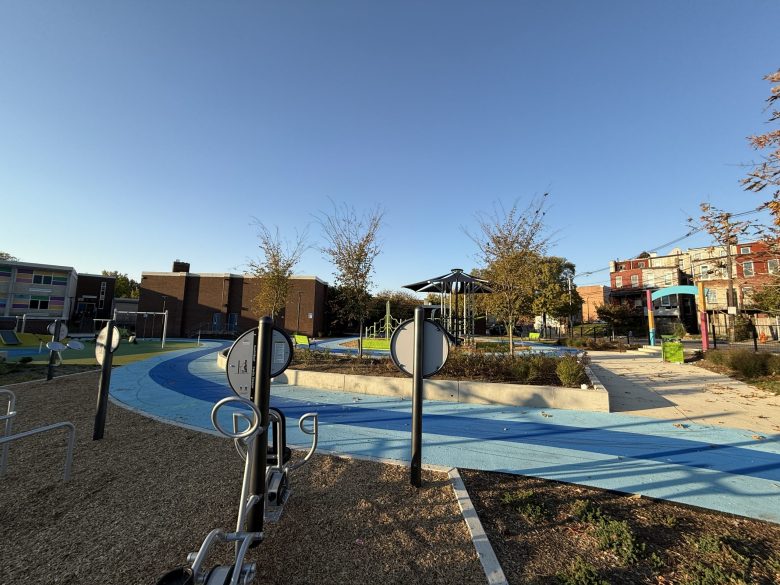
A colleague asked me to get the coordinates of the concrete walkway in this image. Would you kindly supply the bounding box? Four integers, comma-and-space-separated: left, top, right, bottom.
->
589, 351, 780, 436
106, 342, 780, 524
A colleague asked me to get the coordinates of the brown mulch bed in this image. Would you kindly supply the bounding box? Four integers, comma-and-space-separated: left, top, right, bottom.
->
0, 372, 483, 585
460, 470, 780, 584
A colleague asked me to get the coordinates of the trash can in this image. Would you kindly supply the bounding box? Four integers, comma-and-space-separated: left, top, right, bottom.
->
661, 337, 684, 363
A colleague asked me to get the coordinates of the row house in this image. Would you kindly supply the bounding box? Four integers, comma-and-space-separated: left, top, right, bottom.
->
608, 241, 780, 334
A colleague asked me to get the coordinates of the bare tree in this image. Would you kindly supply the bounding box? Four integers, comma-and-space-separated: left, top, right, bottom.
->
0, 251, 19, 261
317, 202, 383, 357
466, 196, 551, 354
247, 222, 308, 323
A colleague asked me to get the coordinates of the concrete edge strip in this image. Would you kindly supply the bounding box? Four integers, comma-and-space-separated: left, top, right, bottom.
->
448, 468, 509, 585
1, 368, 100, 388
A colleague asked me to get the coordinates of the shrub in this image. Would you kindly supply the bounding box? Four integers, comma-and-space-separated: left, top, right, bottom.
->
556, 557, 609, 585
705, 349, 729, 366
673, 322, 687, 338
766, 354, 780, 375
728, 349, 768, 378
733, 316, 753, 342
556, 355, 587, 387
19, 356, 33, 364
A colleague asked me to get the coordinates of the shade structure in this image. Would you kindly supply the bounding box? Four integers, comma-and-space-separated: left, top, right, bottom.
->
403, 269, 491, 340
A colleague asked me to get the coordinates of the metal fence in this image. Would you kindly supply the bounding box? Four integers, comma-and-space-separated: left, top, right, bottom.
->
708, 311, 780, 354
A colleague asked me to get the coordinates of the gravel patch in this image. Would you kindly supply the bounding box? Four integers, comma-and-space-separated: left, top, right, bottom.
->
0, 372, 485, 585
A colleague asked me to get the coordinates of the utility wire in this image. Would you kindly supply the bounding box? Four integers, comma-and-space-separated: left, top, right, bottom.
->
573, 206, 764, 280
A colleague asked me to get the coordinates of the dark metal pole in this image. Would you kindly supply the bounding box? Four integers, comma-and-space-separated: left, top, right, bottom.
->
711, 315, 717, 350
248, 316, 273, 540
47, 319, 62, 381
411, 307, 424, 488
93, 321, 115, 440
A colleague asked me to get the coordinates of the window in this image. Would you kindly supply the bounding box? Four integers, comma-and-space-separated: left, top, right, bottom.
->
743, 261, 755, 277
645, 273, 655, 287
699, 265, 710, 279
615, 276, 623, 288
740, 246, 751, 254
692, 252, 701, 261
33, 273, 53, 285
631, 275, 639, 287
705, 288, 718, 304
769, 259, 779, 275
742, 287, 754, 300
637, 261, 645, 268
29, 297, 50, 310
634, 299, 643, 308
664, 273, 672, 286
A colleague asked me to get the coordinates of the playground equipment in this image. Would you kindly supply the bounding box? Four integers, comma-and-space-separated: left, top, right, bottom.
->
364, 300, 403, 340
404, 268, 491, 343
0, 389, 76, 481
156, 318, 319, 585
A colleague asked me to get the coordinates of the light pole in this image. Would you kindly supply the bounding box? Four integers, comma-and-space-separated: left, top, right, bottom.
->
161, 296, 168, 340
296, 291, 302, 334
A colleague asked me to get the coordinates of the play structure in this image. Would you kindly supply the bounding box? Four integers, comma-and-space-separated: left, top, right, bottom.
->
646, 283, 709, 352
404, 268, 491, 343
157, 318, 319, 585
363, 300, 403, 340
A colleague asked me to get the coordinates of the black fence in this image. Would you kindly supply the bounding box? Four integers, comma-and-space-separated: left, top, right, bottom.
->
708, 311, 780, 354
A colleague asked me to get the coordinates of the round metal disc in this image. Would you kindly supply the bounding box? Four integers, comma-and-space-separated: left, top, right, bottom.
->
96, 325, 121, 351
47, 321, 69, 341
390, 319, 450, 378
46, 341, 66, 351
226, 326, 294, 398
66, 340, 85, 351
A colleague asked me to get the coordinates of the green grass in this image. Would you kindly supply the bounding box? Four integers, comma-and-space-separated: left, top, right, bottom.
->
20, 339, 200, 366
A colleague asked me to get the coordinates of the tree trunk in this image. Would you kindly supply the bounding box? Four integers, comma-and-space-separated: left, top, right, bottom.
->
358, 318, 364, 358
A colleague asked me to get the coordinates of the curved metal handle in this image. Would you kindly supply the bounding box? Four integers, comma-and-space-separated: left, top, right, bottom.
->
211, 397, 262, 440
288, 413, 318, 471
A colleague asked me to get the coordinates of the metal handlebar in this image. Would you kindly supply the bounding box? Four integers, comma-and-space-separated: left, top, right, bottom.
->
211, 397, 262, 440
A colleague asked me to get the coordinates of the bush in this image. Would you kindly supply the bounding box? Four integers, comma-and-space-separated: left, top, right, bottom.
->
705, 349, 729, 366
556, 355, 588, 387
766, 354, 780, 375
727, 350, 769, 378
733, 316, 753, 342
673, 322, 687, 338
19, 356, 33, 364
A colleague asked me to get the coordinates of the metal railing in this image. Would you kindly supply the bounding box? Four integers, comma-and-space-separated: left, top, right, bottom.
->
0, 389, 76, 481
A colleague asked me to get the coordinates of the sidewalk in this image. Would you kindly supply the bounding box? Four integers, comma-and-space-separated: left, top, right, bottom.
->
107, 343, 780, 523
589, 351, 780, 436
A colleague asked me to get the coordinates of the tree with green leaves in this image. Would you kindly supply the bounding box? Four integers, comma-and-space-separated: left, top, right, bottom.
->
101, 270, 140, 298
596, 303, 643, 334
467, 196, 551, 355
0, 251, 19, 262
247, 222, 307, 324
318, 202, 383, 357
532, 257, 582, 336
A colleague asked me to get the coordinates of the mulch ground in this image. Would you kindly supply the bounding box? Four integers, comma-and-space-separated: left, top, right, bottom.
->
0, 372, 484, 585
460, 470, 780, 584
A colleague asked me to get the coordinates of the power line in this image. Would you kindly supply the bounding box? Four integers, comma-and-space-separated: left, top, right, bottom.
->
573, 206, 765, 280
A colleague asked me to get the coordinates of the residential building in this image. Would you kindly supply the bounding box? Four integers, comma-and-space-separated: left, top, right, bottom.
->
0, 260, 78, 333
577, 284, 610, 322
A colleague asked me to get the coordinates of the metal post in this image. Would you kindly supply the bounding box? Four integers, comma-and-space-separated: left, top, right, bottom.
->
411, 307, 424, 488
93, 321, 115, 440
248, 316, 272, 541
47, 319, 62, 381
162, 310, 168, 349
711, 316, 717, 350
296, 291, 302, 334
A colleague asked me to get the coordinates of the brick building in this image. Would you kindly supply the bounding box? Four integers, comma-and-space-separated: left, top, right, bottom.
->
137, 262, 328, 338
577, 284, 610, 322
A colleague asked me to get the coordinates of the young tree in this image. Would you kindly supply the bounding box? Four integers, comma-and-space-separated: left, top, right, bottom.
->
596, 303, 643, 334
318, 202, 383, 357
247, 222, 307, 323
467, 196, 551, 354
743, 69, 780, 236
101, 270, 140, 298
0, 251, 19, 261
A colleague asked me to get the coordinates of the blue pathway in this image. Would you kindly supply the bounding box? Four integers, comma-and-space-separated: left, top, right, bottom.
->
109, 342, 780, 523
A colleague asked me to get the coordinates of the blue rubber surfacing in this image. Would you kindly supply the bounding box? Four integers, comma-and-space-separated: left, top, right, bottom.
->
109, 342, 780, 523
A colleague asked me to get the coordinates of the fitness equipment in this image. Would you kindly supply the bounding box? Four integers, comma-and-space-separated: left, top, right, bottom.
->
156, 318, 318, 585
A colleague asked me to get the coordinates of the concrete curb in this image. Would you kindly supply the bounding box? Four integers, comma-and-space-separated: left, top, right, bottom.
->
449, 469, 509, 585
274, 368, 610, 412
583, 364, 609, 411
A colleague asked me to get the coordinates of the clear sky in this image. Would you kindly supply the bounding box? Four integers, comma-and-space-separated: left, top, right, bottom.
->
1, 1, 778, 293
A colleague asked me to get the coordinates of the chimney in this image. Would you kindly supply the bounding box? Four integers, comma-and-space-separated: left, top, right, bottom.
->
172, 260, 190, 273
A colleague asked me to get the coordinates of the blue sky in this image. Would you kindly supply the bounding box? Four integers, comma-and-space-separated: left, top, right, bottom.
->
1, 1, 778, 292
